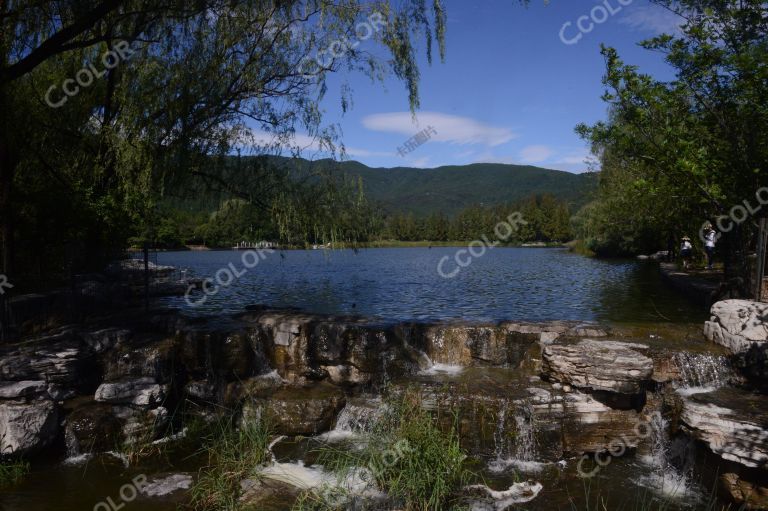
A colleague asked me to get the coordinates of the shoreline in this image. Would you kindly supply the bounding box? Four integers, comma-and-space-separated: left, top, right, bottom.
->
126, 241, 568, 252
659, 262, 723, 309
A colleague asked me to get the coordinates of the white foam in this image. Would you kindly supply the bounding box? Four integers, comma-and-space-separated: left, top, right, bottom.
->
63, 453, 93, 465
260, 461, 375, 496
316, 430, 361, 442
261, 461, 335, 490
467, 481, 543, 510
488, 458, 549, 474
420, 363, 464, 376
635, 472, 700, 500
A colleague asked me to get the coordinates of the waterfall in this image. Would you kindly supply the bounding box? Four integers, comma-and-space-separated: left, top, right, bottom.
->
488, 399, 543, 473
319, 399, 383, 441
334, 401, 381, 434
637, 413, 699, 500
491, 399, 511, 463
673, 353, 733, 394
513, 401, 538, 462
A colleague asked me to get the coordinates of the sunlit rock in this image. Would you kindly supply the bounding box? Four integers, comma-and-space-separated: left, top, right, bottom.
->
0, 400, 59, 456
542, 340, 653, 395
705, 299, 768, 354
679, 389, 768, 469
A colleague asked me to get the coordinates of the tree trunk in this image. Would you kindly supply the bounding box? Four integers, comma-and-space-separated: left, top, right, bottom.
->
0, 88, 14, 281
0, 86, 15, 342
722, 223, 751, 298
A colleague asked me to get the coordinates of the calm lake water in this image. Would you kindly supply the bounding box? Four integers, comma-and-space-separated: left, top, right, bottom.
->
157, 247, 704, 324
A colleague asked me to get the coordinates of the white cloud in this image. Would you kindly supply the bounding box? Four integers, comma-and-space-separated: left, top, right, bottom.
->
619, 4, 684, 35
407, 156, 431, 168
519, 145, 554, 164
344, 147, 394, 158
362, 111, 517, 147
248, 129, 393, 159
555, 151, 591, 166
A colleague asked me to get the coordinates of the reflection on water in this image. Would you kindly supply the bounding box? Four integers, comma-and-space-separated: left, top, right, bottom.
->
157, 248, 704, 324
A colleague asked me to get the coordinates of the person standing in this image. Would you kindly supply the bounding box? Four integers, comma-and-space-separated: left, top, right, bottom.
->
680, 236, 693, 270
704, 224, 717, 269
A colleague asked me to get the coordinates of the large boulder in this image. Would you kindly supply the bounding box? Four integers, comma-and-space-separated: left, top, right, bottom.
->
542, 340, 653, 395
679, 388, 768, 469
705, 300, 768, 354
0, 339, 88, 387
0, 400, 59, 456
525, 387, 647, 456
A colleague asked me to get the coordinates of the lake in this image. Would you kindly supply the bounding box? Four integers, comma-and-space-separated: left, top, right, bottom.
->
156, 247, 703, 324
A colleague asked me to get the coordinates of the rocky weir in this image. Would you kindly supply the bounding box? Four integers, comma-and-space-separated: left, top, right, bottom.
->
0, 301, 766, 509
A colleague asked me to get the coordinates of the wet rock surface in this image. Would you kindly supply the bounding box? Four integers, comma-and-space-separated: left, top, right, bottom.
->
243, 382, 346, 436
2, 302, 766, 509
541, 340, 653, 395
64, 401, 125, 455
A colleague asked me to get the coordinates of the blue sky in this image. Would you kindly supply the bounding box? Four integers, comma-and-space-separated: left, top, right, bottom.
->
278, 0, 683, 173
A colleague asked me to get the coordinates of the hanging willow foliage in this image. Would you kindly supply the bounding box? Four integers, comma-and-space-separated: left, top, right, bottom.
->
0, 0, 458, 278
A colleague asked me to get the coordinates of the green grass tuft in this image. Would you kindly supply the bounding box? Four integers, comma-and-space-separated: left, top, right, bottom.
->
297, 388, 473, 511
187, 414, 272, 511
0, 458, 30, 487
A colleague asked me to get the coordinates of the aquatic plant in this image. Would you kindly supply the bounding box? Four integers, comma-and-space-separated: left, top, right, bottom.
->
188, 414, 273, 511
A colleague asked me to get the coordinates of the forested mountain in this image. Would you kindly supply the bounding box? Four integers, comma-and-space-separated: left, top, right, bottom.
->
276, 157, 597, 217
148, 156, 594, 248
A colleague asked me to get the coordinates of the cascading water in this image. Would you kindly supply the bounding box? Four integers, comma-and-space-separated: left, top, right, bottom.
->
513, 401, 538, 462
335, 401, 381, 434
673, 352, 734, 395
489, 399, 542, 473
320, 398, 383, 441
638, 413, 699, 501
491, 399, 511, 463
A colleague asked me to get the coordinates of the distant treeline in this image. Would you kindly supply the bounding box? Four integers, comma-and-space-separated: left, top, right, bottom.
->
381, 195, 571, 243
146, 193, 573, 248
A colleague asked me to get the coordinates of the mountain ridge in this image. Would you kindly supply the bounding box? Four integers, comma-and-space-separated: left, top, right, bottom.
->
284, 157, 598, 217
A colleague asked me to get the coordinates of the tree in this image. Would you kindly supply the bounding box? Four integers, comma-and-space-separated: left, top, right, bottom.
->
578, 0, 767, 291
0, 0, 449, 286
